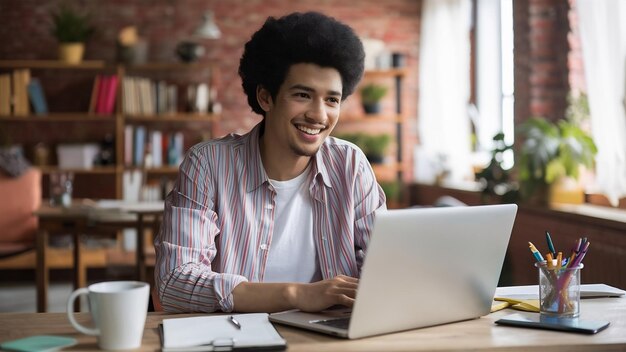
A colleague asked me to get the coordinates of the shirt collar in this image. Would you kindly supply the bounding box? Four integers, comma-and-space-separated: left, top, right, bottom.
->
244, 122, 333, 193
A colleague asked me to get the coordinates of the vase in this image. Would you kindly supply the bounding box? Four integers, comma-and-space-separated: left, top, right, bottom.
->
176, 41, 205, 63
58, 43, 85, 64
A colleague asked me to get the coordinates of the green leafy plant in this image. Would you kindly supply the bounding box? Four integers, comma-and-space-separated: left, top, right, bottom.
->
517, 116, 597, 201
474, 132, 518, 203
363, 134, 391, 162
360, 83, 388, 104
334, 132, 392, 163
50, 4, 94, 43
380, 180, 401, 202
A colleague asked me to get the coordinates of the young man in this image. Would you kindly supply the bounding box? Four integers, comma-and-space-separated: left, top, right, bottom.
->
155, 11, 386, 313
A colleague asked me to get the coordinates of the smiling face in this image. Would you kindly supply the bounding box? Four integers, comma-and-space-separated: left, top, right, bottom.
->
258, 63, 343, 179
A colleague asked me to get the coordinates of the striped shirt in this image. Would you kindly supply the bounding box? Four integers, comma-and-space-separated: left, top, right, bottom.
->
154, 123, 386, 312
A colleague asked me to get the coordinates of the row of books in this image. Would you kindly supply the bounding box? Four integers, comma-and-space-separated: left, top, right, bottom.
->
0, 69, 48, 116
89, 74, 119, 115
124, 125, 185, 168
0, 70, 217, 117
122, 76, 218, 116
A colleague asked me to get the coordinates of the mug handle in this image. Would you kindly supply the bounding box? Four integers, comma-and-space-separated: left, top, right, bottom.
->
67, 288, 99, 336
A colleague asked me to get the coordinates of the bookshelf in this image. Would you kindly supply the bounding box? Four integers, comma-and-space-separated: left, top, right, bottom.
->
335, 68, 407, 207
0, 60, 220, 200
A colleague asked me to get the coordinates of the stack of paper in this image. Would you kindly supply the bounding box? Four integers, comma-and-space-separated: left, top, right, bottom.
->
491, 284, 625, 313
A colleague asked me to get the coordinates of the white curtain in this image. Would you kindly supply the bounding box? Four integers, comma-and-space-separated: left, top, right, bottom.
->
417, 0, 472, 182
577, 0, 626, 206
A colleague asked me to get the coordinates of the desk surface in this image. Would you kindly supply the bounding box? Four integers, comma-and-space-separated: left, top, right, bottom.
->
1, 297, 625, 351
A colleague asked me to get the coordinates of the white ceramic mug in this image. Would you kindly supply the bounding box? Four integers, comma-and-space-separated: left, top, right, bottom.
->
67, 281, 150, 350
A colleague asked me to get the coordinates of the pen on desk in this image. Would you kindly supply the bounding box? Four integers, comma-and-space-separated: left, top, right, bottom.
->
229, 315, 242, 330
545, 231, 557, 257
528, 242, 544, 262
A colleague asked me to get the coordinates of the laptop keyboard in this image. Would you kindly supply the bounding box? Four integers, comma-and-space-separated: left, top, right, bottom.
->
313, 317, 351, 330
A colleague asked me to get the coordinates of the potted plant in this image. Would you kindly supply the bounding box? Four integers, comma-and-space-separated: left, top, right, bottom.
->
517, 116, 597, 204
50, 4, 95, 63
363, 134, 391, 163
360, 83, 387, 114
333, 132, 391, 164
474, 132, 519, 204
380, 180, 402, 208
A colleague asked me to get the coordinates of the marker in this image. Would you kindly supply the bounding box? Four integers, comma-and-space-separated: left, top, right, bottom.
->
545, 231, 557, 257
556, 252, 563, 269
528, 242, 544, 262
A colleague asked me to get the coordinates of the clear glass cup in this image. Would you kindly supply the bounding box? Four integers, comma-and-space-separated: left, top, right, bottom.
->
536, 262, 583, 318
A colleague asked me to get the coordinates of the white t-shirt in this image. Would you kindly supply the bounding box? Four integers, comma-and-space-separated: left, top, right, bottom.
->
263, 167, 322, 283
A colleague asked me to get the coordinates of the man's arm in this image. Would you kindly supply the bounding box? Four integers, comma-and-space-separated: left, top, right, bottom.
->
232, 275, 358, 312
155, 147, 249, 313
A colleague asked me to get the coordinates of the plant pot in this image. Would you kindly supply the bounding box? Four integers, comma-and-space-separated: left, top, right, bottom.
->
176, 41, 205, 63
362, 102, 381, 114
366, 154, 384, 164
549, 177, 585, 205
58, 42, 85, 64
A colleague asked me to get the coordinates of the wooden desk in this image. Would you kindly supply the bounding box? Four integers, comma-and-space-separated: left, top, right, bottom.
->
35, 201, 163, 312
1, 297, 625, 351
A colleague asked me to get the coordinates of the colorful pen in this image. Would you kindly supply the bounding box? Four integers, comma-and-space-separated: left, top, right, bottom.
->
528, 242, 544, 262
545, 231, 556, 257
570, 241, 591, 268
566, 238, 581, 268
546, 253, 554, 269
556, 252, 563, 269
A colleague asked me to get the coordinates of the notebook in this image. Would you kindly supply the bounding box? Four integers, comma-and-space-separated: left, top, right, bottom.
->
161, 313, 286, 351
269, 204, 518, 339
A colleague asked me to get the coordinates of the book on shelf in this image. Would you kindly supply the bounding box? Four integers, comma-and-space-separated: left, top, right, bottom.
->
27, 78, 48, 115
88, 75, 101, 114
133, 125, 146, 167
0, 73, 11, 115
124, 125, 133, 167
150, 130, 162, 168
123, 76, 181, 116
104, 75, 119, 115
12, 69, 30, 116
90, 74, 119, 115
124, 125, 184, 168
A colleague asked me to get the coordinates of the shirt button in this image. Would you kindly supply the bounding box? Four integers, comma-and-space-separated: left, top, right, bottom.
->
260, 244, 268, 250
265, 204, 274, 210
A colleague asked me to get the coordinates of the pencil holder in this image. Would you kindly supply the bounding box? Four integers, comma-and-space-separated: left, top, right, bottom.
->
535, 262, 583, 318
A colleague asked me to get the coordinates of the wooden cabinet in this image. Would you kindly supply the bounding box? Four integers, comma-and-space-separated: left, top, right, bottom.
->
408, 182, 626, 289
0, 60, 219, 199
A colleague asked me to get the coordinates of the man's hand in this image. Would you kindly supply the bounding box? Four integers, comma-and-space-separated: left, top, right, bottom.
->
232, 275, 359, 313
292, 275, 359, 312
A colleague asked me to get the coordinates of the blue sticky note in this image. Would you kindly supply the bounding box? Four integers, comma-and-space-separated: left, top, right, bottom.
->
0, 335, 77, 352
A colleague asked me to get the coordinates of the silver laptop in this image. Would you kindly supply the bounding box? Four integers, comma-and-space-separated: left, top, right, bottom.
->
269, 204, 518, 339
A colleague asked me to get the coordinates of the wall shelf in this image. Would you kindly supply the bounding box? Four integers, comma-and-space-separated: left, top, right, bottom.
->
1, 60, 220, 199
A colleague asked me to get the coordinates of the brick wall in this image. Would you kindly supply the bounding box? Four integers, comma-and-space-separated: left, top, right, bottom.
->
514, 0, 571, 124
567, 0, 586, 95
0, 0, 420, 159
